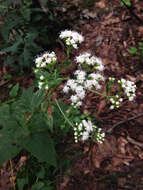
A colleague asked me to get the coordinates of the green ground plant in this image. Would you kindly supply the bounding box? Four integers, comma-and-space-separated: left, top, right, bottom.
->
128, 42, 143, 57
0, 0, 59, 71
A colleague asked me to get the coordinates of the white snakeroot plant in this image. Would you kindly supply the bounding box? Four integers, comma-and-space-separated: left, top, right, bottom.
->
33, 30, 138, 146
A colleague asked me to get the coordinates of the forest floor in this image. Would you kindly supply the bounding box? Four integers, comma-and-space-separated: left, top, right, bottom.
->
54, 0, 143, 189
0, 0, 143, 189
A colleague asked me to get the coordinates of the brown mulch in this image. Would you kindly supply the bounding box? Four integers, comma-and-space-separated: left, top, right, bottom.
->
55, 0, 143, 189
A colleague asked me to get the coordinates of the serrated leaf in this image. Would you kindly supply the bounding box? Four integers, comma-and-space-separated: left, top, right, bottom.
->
2, 38, 23, 55
28, 112, 51, 133
17, 178, 28, 189
36, 167, 45, 179
23, 132, 57, 166
0, 142, 21, 166
32, 182, 44, 190
17, 87, 46, 113
9, 83, 19, 97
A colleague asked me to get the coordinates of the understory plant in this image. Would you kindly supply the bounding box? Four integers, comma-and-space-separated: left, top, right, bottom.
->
128, 42, 143, 57
0, 29, 137, 189
34, 29, 136, 143
0, 0, 59, 71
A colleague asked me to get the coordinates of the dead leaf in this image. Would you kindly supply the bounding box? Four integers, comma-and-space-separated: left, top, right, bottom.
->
96, 0, 106, 8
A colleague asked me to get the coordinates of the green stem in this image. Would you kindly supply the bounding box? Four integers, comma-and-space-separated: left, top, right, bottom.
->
86, 88, 111, 99
66, 48, 70, 59
55, 99, 74, 128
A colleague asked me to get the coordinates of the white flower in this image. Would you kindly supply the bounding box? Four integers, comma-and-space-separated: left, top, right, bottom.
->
75, 86, 84, 94
59, 30, 84, 48
45, 85, 49, 90
70, 95, 79, 103
63, 85, 70, 93
35, 51, 57, 68
40, 75, 44, 80
84, 80, 93, 89
81, 131, 89, 141
118, 78, 136, 101
67, 79, 76, 87
76, 101, 82, 107
35, 57, 43, 67
82, 120, 93, 132
77, 90, 85, 100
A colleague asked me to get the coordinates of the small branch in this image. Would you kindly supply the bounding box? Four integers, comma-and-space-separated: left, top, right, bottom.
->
107, 112, 143, 134
127, 136, 143, 148
120, 0, 143, 26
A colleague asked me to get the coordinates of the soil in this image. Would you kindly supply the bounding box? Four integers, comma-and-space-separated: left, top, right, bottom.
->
55, 0, 143, 189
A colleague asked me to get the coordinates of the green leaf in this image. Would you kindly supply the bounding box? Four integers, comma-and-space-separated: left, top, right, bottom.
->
2, 38, 23, 55
32, 182, 44, 190
4, 56, 17, 66
121, 0, 131, 6
17, 178, 28, 189
3, 74, 12, 79
0, 142, 21, 166
128, 47, 137, 54
36, 167, 45, 179
23, 132, 57, 166
17, 87, 45, 113
45, 115, 53, 133
9, 83, 19, 97
29, 112, 51, 133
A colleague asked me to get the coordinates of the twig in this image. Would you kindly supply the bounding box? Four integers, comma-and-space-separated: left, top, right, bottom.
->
127, 136, 143, 148
107, 112, 143, 134
120, 0, 143, 26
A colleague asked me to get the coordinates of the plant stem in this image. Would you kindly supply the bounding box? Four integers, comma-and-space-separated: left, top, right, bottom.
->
55, 99, 74, 128
66, 48, 70, 59
86, 88, 111, 99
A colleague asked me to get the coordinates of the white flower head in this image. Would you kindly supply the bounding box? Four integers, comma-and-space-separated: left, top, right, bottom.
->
59, 30, 84, 48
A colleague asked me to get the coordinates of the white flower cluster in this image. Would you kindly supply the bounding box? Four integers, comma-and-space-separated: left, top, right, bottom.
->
118, 78, 136, 101
75, 52, 104, 71
95, 128, 105, 144
35, 51, 57, 68
109, 95, 123, 110
74, 120, 94, 143
63, 70, 105, 107
59, 30, 84, 49
37, 75, 48, 90
74, 120, 105, 143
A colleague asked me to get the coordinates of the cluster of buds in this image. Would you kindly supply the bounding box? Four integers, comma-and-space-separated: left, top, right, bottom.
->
94, 127, 105, 144
118, 78, 136, 101
74, 120, 105, 143
109, 95, 123, 110
59, 30, 84, 49
37, 75, 49, 90
35, 51, 57, 68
